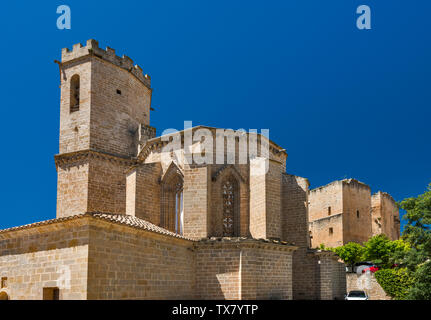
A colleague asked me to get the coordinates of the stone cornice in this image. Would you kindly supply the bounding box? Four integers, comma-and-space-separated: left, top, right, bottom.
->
54, 149, 137, 170
314, 249, 341, 261
195, 237, 298, 252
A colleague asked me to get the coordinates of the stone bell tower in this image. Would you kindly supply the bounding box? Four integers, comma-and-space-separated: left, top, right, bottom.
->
55, 39, 156, 218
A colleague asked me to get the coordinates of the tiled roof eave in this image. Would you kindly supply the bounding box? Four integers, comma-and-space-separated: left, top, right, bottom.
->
0, 212, 194, 241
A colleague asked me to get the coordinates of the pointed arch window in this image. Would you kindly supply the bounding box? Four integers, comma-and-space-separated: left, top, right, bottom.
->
161, 167, 184, 235
70, 74, 80, 113
222, 176, 239, 237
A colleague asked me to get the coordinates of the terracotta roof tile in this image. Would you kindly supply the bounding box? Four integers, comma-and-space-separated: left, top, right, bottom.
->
0, 212, 194, 241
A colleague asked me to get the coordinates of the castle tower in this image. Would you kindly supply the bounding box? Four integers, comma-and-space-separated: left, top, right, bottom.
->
54, 39, 156, 218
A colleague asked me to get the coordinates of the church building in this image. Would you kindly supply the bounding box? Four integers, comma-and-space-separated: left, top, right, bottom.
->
0, 40, 346, 300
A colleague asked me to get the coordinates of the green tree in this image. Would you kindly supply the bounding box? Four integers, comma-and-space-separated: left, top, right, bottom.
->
406, 261, 431, 300
387, 239, 411, 267
363, 234, 392, 268
363, 235, 410, 268
333, 242, 365, 269
399, 183, 431, 299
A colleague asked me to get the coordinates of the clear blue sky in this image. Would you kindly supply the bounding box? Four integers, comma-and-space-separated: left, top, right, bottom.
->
0, 1, 430, 232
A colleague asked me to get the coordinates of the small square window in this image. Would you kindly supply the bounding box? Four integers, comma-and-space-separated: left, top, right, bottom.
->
116, 89, 122, 95
43, 287, 60, 300
1, 277, 7, 288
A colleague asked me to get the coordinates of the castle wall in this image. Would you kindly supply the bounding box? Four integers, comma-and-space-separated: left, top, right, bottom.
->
309, 214, 343, 248
342, 180, 372, 244
86, 220, 196, 300
308, 179, 377, 248
371, 192, 400, 240
308, 181, 343, 222
0, 220, 90, 300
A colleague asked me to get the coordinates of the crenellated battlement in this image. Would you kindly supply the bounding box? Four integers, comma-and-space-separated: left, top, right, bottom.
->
61, 39, 151, 87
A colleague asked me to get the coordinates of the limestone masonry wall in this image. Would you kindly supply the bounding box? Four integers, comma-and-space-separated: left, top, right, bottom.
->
308, 179, 399, 248
0, 220, 90, 300
282, 173, 309, 247
342, 180, 372, 244
249, 159, 267, 239
195, 243, 241, 299
59, 59, 92, 154
309, 181, 343, 222
240, 245, 294, 300
195, 241, 295, 300
372, 192, 400, 240
310, 214, 343, 248
183, 165, 210, 239
87, 220, 195, 300
89, 56, 151, 157
56, 159, 89, 218
126, 163, 162, 224
315, 252, 346, 300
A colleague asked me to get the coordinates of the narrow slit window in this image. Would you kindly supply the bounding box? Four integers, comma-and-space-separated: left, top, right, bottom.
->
329, 227, 333, 235
357, 210, 360, 218
328, 206, 331, 215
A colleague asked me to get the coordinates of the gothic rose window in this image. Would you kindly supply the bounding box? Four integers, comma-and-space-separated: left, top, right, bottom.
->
222, 177, 239, 236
